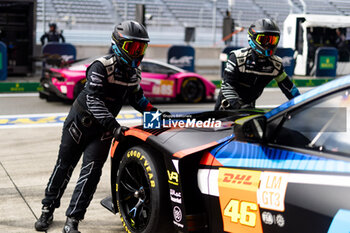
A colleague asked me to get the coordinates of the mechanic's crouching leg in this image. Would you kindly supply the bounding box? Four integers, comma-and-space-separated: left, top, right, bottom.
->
63, 134, 112, 233
35, 117, 84, 231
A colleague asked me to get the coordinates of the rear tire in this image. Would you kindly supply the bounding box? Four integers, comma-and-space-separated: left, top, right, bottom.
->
116, 145, 174, 233
39, 91, 47, 99
73, 79, 86, 99
179, 77, 205, 103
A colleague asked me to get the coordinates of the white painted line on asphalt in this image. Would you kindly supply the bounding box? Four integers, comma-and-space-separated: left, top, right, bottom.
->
0, 93, 39, 97
0, 119, 143, 129
0, 110, 142, 129
0, 123, 64, 129
0, 110, 141, 119
0, 112, 68, 118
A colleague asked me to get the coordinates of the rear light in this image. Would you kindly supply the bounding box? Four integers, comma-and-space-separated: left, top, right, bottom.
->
52, 72, 66, 81
60, 85, 67, 94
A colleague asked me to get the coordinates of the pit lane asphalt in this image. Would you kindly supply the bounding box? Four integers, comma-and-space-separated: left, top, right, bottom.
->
0, 88, 312, 233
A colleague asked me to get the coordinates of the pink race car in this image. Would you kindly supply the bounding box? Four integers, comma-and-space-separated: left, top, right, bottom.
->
39, 58, 216, 103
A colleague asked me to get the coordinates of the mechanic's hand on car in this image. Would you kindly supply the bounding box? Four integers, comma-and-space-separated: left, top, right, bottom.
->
234, 100, 252, 109
113, 125, 129, 142
240, 104, 252, 109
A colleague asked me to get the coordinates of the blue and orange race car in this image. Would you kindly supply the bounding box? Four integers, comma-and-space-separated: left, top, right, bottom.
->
101, 75, 350, 233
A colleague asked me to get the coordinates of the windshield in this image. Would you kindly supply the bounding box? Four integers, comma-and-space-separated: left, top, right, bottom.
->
72, 56, 100, 66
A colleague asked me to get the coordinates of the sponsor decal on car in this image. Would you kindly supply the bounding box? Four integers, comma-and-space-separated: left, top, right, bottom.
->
218, 168, 290, 232
127, 149, 155, 188
257, 172, 289, 212
261, 211, 285, 227
218, 168, 263, 233
167, 170, 179, 186
173, 206, 184, 228
170, 189, 182, 204
151, 80, 174, 96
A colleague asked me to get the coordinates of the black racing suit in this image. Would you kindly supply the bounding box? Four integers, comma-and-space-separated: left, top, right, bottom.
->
40, 30, 65, 45
215, 47, 300, 110
41, 54, 155, 219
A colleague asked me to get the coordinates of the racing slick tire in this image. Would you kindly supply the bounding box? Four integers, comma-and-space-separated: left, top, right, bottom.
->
179, 77, 205, 103
116, 145, 174, 233
73, 79, 86, 99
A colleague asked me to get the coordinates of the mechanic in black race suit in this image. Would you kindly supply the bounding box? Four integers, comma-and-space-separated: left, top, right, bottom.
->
35, 20, 162, 233
40, 23, 65, 45
215, 18, 300, 110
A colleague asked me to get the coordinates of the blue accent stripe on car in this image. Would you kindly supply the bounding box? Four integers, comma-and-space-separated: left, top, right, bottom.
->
216, 134, 234, 144
265, 75, 350, 119
212, 140, 350, 173
328, 209, 350, 233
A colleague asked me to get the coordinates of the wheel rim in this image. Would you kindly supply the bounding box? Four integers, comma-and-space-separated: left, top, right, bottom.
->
183, 79, 203, 102
118, 160, 151, 231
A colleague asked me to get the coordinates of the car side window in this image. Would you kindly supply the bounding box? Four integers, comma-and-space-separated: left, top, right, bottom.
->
271, 88, 350, 156
141, 62, 175, 74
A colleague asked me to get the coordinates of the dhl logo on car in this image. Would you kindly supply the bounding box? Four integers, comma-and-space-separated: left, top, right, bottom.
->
218, 168, 289, 233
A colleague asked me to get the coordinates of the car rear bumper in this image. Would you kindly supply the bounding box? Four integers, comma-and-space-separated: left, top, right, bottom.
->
39, 77, 70, 101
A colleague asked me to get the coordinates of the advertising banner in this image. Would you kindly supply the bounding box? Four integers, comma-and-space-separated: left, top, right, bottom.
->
42, 42, 76, 74
275, 48, 295, 77
315, 47, 338, 77
167, 45, 195, 72
0, 41, 7, 80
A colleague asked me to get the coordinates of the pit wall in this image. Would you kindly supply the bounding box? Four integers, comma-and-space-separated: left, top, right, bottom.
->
35, 44, 223, 74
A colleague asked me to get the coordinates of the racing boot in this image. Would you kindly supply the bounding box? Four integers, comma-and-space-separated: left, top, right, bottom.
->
62, 217, 81, 233
34, 205, 54, 231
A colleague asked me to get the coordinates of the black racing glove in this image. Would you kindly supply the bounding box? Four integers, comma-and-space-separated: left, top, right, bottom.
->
221, 98, 244, 110
113, 125, 129, 142
229, 99, 253, 109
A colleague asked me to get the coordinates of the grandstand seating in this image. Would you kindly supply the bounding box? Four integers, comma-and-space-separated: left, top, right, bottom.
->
302, 0, 340, 14
35, 0, 350, 45
37, 0, 114, 28
329, 0, 350, 15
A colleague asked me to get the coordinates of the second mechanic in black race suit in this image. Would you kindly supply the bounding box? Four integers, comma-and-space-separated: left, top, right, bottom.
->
35, 20, 165, 233
215, 18, 300, 110
40, 23, 65, 45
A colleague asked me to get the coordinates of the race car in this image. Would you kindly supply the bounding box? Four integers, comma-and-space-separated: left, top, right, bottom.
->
39, 57, 216, 103
101, 75, 350, 233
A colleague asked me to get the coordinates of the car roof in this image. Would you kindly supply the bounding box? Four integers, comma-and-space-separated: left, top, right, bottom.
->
265, 75, 350, 119
69, 57, 186, 73
142, 58, 186, 73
